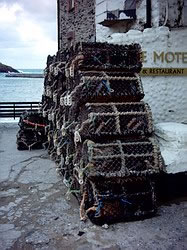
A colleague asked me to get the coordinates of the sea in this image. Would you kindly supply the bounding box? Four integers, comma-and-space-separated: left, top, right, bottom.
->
0, 69, 44, 122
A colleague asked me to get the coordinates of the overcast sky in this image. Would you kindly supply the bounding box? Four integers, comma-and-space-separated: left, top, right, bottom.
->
0, 0, 57, 69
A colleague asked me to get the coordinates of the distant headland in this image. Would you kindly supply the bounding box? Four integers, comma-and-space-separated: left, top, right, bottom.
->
0, 62, 19, 73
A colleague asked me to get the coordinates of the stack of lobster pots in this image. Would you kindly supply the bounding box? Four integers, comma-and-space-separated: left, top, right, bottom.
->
41, 42, 163, 225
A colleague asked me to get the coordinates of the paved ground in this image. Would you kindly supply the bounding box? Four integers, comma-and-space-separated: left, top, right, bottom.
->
0, 123, 186, 250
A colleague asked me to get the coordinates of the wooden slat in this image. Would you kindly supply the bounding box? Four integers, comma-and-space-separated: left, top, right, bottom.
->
0, 109, 37, 113
0, 106, 38, 109
0, 114, 22, 117
0, 102, 40, 104
0, 106, 39, 108
0, 102, 40, 119
0, 114, 23, 117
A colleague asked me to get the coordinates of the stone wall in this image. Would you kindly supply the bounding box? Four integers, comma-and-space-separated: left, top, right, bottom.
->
58, 0, 95, 50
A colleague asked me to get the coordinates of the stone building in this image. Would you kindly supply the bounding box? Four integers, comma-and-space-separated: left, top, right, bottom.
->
57, 0, 187, 48
57, 0, 96, 50
57, 0, 187, 123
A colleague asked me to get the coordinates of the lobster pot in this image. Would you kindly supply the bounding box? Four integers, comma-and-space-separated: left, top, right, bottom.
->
67, 42, 142, 72
18, 110, 47, 131
76, 102, 153, 140
68, 71, 144, 104
84, 177, 156, 225
81, 72, 143, 102
16, 129, 45, 150
61, 77, 145, 122
66, 71, 144, 98
78, 139, 163, 178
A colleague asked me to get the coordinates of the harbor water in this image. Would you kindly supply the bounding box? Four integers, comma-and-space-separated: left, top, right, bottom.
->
0, 69, 44, 102
0, 69, 44, 122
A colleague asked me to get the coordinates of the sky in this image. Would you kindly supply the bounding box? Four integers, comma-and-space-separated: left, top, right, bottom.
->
0, 0, 57, 69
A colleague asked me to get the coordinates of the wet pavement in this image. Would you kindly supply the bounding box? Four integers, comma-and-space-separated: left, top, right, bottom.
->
0, 123, 186, 250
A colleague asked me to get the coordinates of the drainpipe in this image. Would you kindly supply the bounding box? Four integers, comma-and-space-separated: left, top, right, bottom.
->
145, 0, 152, 28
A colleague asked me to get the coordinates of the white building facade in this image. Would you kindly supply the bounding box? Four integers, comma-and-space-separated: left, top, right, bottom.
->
57, 0, 187, 123
95, 0, 187, 123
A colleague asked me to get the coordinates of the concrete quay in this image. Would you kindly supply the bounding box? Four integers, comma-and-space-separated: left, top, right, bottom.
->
0, 122, 186, 250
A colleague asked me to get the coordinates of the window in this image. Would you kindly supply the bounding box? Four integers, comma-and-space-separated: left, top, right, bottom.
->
122, 0, 136, 20
106, 0, 136, 21
96, 0, 136, 27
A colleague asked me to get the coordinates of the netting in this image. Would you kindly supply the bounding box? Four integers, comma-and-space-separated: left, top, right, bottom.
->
66, 71, 144, 99
73, 138, 162, 180
60, 74, 144, 122
81, 177, 156, 225
17, 110, 47, 150
67, 42, 142, 72
75, 102, 153, 139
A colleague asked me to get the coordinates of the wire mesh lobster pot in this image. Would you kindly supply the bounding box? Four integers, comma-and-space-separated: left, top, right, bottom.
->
18, 110, 47, 131
75, 138, 162, 178
75, 102, 153, 140
67, 42, 142, 73
61, 75, 145, 122
17, 110, 48, 150
83, 176, 156, 225
16, 129, 46, 150
66, 71, 144, 99
68, 71, 144, 103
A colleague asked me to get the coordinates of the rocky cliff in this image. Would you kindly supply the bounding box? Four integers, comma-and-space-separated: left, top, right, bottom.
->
0, 62, 19, 73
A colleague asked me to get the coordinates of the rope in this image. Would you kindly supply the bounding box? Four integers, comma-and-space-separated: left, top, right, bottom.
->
112, 104, 121, 134
82, 75, 138, 81
23, 119, 46, 128
117, 139, 125, 168
85, 101, 145, 107
80, 191, 88, 221
95, 118, 113, 134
